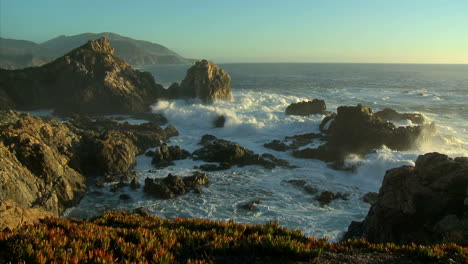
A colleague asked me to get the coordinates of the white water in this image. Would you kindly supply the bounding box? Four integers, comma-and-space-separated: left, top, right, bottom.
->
64, 63, 468, 241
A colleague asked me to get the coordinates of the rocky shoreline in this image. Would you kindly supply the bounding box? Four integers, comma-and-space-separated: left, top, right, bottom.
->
0, 38, 467, 262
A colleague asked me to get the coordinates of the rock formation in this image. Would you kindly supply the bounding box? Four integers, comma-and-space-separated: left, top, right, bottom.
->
165, 60, 233, 103
285, 99, 327, 116
374, 108, 425, 124
0, 110, 178, 225
144, 172, 209, 199
150, 143, 191, 168
0, 38, 165, 114
0, 200, 53, 231
343, 152, 468, 245
193, 135, 295, 170
294, 104, 435, 162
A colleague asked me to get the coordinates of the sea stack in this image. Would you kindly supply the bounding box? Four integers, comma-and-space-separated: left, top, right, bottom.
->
166, 60, 233, 103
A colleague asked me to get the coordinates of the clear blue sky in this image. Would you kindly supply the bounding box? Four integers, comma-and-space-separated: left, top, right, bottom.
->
1, 0, 467, 63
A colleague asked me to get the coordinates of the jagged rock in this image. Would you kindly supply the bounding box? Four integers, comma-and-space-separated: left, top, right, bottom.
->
119, 194, 132, 200
319, 113, 336, 133
0, 38, 164, 114
199, 163, 231, 171
192, 135, 294, 169
165, 60, 233, 103
362, 192, 379, 205
145, 150, 156, 157
374, 108, 425, 124
315, 191, 349, 206
0, 200, 53, 231
294, 104, 435, 162
214, 115, 226, 128
344, 152, 468, 245
285, 180, 318, 195
239, 200, 262, 211
151, 143, 191, 168
0, 111, 86, 216
264, 133, 322, 151
144, 172, 209, 199
285, 99, 327, 116
164, 124, 179, 138
96, 130, 138, 175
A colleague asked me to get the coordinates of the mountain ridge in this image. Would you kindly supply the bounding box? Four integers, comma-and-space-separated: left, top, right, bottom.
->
0, 32, 194, 69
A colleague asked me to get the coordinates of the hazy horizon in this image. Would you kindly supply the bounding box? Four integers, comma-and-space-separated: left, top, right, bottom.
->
1, 0, 467, 64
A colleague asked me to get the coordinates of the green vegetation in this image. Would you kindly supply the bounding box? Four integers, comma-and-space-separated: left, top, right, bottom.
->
0, 210, 466, 263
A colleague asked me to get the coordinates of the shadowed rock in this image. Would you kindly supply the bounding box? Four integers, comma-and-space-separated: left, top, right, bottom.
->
144, 172, 209, 199
151, 143, 191, 168
193, 135, 295, 170
285, 99, 326, 116
344, 152, 468, 245
374, 108, 425, 124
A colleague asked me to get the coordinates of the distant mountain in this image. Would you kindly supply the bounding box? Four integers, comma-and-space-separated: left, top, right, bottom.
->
0, 38, 51, 69
0, 33, 194, 69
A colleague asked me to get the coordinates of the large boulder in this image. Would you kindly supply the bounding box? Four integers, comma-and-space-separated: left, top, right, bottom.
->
285, 99, 326, 116
374, 108, 425, 124
0, 38, 164, 114
151, 143, 191, 168
193, 135, 294, 170
165, 60, 233, 103
294, 104, 435, 162
343, 153, 468, 245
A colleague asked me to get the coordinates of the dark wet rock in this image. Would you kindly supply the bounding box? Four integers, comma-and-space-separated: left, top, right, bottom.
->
304, 185, 319, 195
165, 60, 233, 104
285, 99, 326, 116
239, 200, 262, 211
344, 152, 468, 245
315, 191, 349, 206
285, 179, 307, 188
264, 140, 288, 151
319, 113, 336, 133
375, 108, 425, 124
0, 38, 165, 114
328, 160, 360, 172
95, 179, 106, 188
130, 112, 168, 125
199, 163, 232, 171
361, 192, 379, 205
193, 135, 294, 169
119, 194, 132, 200
144, 172, 209, 199
294, 104, 435, 163
151, 143, 191, 168
164, 124, 179, 138
130, 177, 140, 189
342, 221, 365, 241
213, 115, 226, 128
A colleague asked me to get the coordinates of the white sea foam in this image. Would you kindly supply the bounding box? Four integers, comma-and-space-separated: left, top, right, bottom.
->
64, 64, 468, 241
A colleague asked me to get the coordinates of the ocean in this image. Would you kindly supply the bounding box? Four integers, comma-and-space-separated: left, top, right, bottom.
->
64, 63, 468, 241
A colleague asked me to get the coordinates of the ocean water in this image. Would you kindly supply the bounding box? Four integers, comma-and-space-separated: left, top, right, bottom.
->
65, 63, 468, 241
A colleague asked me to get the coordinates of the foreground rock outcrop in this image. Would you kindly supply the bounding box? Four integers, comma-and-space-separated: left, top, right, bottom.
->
285, 99, 327, 116
294, 104, 435, 162
374, 108, 425, 124
0, 200, 53, 231
0, 110, 177, 221
166, 60, 233, 103
0, 38, 164, 114
344, 152, 468, 245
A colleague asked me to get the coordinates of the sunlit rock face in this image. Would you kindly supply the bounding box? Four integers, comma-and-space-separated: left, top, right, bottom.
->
166, 60, 233, 103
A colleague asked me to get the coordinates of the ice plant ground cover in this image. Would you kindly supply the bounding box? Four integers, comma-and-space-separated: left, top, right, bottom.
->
0, 210, 466, 263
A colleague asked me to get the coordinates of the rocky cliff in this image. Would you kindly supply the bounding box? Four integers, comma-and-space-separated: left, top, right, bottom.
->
166, 60, 233, 103
344, 152, 468, 245
0, 110, 178, 222
0, 37, 164, 114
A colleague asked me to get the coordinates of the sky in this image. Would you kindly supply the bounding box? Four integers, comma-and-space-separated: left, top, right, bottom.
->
1, 0, 467, 63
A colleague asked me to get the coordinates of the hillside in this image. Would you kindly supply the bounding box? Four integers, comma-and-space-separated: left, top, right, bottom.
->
0, 33, 193, 69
